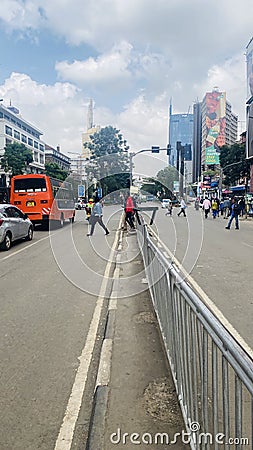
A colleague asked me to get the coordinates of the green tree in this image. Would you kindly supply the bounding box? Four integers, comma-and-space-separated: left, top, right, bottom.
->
156, 166, 179, 192
141, 178, 173, 199
45, 162, 68, 181
220, 143, 250, 186
1, 142, 33, 175
84, 126, 130, 196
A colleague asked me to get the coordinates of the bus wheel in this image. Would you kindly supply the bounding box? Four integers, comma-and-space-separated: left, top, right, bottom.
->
59, 214, 64, 228
0, 232, 12, 251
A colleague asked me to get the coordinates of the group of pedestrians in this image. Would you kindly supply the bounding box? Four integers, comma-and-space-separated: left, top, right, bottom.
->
198, 195, 243, 230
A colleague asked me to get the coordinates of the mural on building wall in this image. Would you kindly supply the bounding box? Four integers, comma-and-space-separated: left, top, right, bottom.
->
246, 38, 253, 159
205, 91, 226, 165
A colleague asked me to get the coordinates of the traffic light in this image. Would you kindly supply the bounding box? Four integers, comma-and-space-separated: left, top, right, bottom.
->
151, 146, 160, 153
176, 141, 182, 151
167, 144, 171, 156
184, 144, 192, 161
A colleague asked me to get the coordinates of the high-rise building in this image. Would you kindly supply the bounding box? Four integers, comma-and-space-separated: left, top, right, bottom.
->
192, 102, 202, 183
169, 103, 194, 183
201, 88, 238, 172
246, 37, 253, 194
81, 99, 100, 159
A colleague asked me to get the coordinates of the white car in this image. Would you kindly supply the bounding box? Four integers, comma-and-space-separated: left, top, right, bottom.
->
0, 204, 33, 251
161, 199, 171, 209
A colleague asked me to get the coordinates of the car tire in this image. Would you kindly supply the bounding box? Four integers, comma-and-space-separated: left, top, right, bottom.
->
69, 216, 75, 223
26, 226, 33, 241
0, 232, 12, 251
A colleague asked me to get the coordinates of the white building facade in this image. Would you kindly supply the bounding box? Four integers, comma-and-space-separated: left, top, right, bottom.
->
0, 103, 45, 182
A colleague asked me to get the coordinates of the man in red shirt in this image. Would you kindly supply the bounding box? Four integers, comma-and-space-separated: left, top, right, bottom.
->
125, 195, 135, 230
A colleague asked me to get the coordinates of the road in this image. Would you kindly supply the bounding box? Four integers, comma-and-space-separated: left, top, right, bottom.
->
147, 202, 253, 350
0, 206, 121, 450
1, 201, 253, 449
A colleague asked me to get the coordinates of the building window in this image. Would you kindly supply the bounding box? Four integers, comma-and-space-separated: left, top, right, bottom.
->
14, 130, 20, 140
5, 125, 12, 136
6, 138, 12, 145
39, 143, 44, 152
39, 154, 44, 164
34, 141, 38, 149
34, 152, 38, 162
21, 134, 27, 143
28, 137, 33, 146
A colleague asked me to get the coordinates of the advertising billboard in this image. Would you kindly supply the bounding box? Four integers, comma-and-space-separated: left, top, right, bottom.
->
246, 38, 253, 159
205, 91, 226, 165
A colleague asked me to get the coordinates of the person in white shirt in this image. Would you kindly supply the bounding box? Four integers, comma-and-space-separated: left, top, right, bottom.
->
202, 197, 211, 219
177, 198, 187, 217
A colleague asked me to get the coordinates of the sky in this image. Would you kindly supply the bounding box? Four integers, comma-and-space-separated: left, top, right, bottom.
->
0, 0, 252, 176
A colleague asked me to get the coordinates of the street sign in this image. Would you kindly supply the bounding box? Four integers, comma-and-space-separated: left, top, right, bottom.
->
78, 184, 85, 197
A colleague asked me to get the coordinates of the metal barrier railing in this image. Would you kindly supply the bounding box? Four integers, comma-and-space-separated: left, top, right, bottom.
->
137, 221, 253, 449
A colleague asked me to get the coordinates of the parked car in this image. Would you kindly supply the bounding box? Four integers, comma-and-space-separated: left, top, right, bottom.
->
75, 199, 85, 210
161, 199, 171, 208
0, 204, 33, 251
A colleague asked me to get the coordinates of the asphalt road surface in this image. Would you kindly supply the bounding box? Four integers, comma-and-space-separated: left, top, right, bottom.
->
147, 202, 253, 350
0, 206, 121, 450
1, 202, 253, 449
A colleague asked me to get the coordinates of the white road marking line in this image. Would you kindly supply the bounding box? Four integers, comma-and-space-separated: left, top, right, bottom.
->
242, 241, 253, 249
148, 225, 253, 360
54, 220, 120, 450
0, 234, 54, 261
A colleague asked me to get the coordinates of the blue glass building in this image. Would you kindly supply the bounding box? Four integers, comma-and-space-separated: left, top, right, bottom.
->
169, 112, 194, 167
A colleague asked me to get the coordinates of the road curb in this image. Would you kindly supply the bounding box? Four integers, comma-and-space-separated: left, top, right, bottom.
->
86, 386, 109, 450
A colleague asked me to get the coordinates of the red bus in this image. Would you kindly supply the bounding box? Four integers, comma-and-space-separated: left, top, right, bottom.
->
10, 174, 75, 227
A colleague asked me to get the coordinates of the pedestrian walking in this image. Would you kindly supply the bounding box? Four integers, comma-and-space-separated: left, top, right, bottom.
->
223, 197, 231, 219
124, 194, 136, 230
211, 198, 219, 219
238, 196, 246, 217
165, 200, 173, 216
225, 198, 240, 230
202, 197, 211, 219
87, 197, 109, 236
177, 198, 187, 217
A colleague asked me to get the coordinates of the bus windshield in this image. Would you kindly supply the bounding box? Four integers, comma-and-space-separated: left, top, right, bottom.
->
14, 178, 47, 192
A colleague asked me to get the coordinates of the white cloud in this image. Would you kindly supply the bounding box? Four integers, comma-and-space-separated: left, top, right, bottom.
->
0, 0, 252, 174
56, 41, 133, 85
0, 72, 84, 153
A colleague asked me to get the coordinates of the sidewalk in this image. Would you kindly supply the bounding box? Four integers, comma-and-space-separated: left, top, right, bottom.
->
87, 229, 189, 450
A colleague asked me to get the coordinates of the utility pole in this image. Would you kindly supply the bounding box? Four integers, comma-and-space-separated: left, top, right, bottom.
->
176, 141, 185, 198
